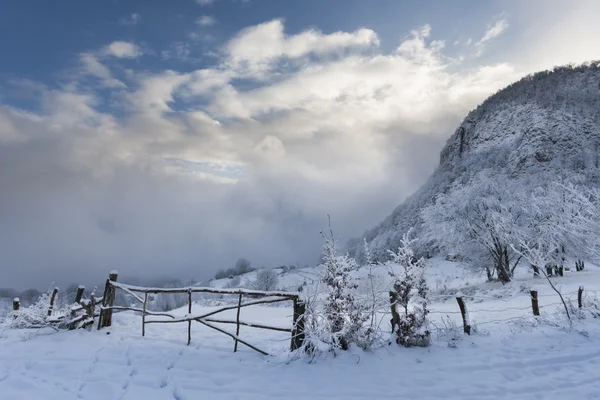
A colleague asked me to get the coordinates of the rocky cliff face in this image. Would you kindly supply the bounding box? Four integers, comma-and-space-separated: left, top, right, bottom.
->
349, 62, 600, 262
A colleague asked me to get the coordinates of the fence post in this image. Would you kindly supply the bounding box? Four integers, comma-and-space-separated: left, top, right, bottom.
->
48, 287, 59, 317
187, 289, 192, 346
234, 292, 243, 352
290, 298, 306, 351
455, 296, 471, 335
99, 271, 118, 328
389, 291, 400, 334
578, 286, 584, 309
530, 290, 540, 316
12, 297, 19, 320
87, 294, 96, 329
75, 286, 85, 304
142, 292, 148, 337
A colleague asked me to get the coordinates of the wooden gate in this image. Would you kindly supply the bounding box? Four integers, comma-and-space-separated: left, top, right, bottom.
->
97, 272, 305, 356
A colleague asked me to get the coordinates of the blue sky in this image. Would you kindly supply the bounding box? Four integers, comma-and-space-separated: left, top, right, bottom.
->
1, 1, 515, 87
1, 0, 600, 289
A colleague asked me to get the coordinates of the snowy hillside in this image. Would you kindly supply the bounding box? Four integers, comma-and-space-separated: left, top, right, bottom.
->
350, 63, 600, 263
2, 258, 600, 399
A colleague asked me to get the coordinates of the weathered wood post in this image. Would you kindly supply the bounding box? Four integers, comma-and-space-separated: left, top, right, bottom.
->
142, 292, 148, 337
99, 271, 118, 328
74, 286, 85, 304
48, 287, 59, 317
290, 298, 306, 351
234, 292, 243, 352
389, 291, 400, 335
530, 290, 540, 316
578, 286, 584, 309
88, 294, 96, 329
187, 289, 192, 346
12, 297, 19, 320
456, 296, 471, 335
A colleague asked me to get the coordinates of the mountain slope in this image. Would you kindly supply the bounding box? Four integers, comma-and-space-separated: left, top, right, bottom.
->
349, 62, 600, 262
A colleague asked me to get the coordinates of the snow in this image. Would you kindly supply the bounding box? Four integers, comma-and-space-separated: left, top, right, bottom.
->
2, 260, 600, 399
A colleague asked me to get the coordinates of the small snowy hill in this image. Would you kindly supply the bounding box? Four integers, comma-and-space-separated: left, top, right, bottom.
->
200, 257, 598, 315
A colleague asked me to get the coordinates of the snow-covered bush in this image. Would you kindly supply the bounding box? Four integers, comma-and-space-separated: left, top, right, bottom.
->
320, 224, 368, 351
296, 220, 370, 356
224, 276, 241, 289
388, 233, 430, 347
253, 269, 279, 292
432, 316, 462, 348
5, 293, 54, 330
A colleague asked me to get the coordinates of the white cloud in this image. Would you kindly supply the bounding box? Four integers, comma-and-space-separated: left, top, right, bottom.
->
6, 16, 585, 288
104, 41, 142, 58
197, 15, 216, 26
225, 19, 379, 78
196, 0, 215, 5
80, 53, 126, 88
475, 17, 508, 55
161, 42, 192, 61
119, 13, 141, 26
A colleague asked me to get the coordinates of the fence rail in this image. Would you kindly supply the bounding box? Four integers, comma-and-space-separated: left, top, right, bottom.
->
97, 272, 306, 356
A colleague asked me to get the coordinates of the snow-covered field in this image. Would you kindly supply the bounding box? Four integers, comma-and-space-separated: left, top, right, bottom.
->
2, 261, 600, 399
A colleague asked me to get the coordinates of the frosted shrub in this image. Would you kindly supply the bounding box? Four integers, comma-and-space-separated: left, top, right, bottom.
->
253, 269, 279, 292
388, 233, 430, 347
433, 316, 462, 348
316, 220, 368, 351
6, 293, 54, 330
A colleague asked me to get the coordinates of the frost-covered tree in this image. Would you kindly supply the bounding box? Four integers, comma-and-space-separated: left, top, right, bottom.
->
421, 174, 524, 283
253, 269, 279, 292
509, 181, 600, 319
320, 220, 366, 350
387, 233, 430, 347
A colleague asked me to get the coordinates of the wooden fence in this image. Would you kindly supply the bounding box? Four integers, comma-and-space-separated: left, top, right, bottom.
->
11, 285, 103, 329
97, 272, 306, 356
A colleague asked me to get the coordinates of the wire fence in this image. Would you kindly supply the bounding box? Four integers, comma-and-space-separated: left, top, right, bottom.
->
423, 285, 600, 329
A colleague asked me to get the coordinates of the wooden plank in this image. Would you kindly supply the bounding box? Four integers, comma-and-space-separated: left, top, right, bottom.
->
205, 318, 292, 333
103, 305, 175, 318
194, 319, 269, 356
108, 281, 298, 299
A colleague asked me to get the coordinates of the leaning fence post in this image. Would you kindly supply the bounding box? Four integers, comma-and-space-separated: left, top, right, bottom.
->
48, 287, 59, 317
187, 289, 192, 346
578, 286, 584, 309
234, 292, 243, 352
530, 290, 540, 316
99, 271, 118, 328
12, 297, 19, 320
75, 285, 85, 304
290, 298, 306, 351
456, 296, 471, 335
